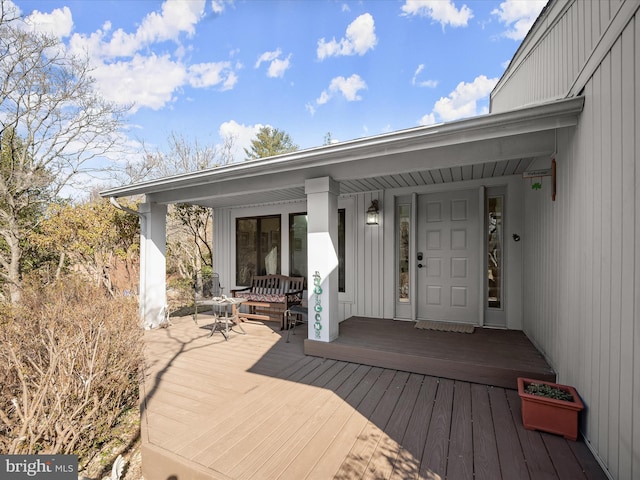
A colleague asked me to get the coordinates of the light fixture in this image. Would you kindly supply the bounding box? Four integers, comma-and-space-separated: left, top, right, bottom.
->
366, 199, 380, 225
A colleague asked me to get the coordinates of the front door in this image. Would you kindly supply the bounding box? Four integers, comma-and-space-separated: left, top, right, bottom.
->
417, 189, 480, 324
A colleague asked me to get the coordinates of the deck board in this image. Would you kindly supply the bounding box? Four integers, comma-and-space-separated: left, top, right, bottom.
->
470, 384, 502, 480
489, 386, 531, 479
419, 378, 454, 479
389, 376, 438, 480
447, 381, 473, 480
362, 372, 422, 479
141, 316, 607, 480
305, 316, 556, 388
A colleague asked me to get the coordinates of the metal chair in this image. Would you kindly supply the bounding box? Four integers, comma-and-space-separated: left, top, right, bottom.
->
285, 305, 308, 342
193, 272, 224, 324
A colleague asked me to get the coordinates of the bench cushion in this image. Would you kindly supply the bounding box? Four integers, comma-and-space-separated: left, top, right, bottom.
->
235, 292, 301, 305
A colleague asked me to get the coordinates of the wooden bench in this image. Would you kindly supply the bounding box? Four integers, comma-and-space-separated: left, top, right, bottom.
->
231, 274, 305, 329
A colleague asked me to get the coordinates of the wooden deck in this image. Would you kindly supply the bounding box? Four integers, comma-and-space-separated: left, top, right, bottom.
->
305, 316, 556, 389
141, 315, 607, 480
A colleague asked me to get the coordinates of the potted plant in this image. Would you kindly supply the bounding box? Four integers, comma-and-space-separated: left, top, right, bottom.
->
517, 377, 584, 441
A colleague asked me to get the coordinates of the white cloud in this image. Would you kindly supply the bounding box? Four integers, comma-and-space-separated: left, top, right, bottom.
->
255, 49, 281, 68
211, 0, 233, 14
267, 56, 291, 78
25, 6, 73, 38
255, 49, 292, 78
305, 103, 317, 116
316, 74, 367, 105
420, 75, 498, 125
218, 120, 265, 162
61, 0, 240, 111
134, 0, 204, 46
492, 0, 546, 40
92, 54, 186, 112
317, 13, 377, 60
401, 0, 473, 28
412, 64, 438, 88
188, 62, 237, 89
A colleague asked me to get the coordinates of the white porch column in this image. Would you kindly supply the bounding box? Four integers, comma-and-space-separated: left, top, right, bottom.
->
139, 201, 167, 329
305, 177, 340, 342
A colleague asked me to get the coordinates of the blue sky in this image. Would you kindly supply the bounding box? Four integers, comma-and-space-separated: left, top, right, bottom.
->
13, 0, 546, 166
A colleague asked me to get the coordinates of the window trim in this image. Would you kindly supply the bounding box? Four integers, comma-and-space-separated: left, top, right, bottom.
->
229, 198, 354, 302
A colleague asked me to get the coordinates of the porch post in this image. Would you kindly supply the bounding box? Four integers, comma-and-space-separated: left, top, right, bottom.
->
139, 201, 167, 329
305, 177, 340, 342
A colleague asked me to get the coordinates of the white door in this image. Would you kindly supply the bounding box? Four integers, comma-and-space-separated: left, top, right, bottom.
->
417, 189, 480, 324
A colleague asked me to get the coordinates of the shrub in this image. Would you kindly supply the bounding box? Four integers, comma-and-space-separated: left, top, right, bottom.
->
0, 276, 143, 469
524, 382, 574, 402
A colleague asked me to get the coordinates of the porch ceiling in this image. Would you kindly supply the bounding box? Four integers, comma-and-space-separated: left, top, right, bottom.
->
101, 96, 583, 209
179, 157, 534, 209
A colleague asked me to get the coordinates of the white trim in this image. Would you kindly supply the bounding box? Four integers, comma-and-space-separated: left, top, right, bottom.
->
229, 201, 305, 290
225, 197, 356, 305
101, 98, 584, 203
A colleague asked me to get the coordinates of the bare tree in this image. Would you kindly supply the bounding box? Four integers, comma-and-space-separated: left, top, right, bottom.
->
121, 132, 236, 284
0, 4, 129, 303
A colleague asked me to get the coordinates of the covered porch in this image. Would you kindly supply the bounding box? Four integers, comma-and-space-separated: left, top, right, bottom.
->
141, 314, 605, 479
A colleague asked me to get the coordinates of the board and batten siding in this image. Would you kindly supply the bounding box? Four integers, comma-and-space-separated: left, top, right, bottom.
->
522, 11, 639, 480
212, 190, 385, 323
492, 0, 626, 112
349, 191, 384, 321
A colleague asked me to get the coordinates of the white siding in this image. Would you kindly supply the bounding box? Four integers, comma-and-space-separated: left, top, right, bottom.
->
492, 0, 625, 111
213, 191, 386, 323
522, 12, 639, 479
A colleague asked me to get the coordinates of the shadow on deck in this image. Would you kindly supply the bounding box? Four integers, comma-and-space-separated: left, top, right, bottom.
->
140, 315, 606, 480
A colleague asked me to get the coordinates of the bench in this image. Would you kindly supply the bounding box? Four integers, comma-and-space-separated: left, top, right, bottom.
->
231, 274, 305, 329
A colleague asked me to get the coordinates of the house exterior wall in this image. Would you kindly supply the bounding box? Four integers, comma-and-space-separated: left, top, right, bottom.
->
212, 190, 385, 322
517, 3, 639, 478
492, 0, 625, 112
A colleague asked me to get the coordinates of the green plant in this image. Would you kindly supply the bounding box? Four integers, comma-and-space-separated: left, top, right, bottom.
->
524, 382, 574, 402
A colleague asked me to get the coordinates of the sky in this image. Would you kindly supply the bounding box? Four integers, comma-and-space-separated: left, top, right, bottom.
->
11, 0, 547, 169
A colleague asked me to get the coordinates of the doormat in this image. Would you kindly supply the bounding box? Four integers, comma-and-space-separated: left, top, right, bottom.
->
415, 320, 475, 334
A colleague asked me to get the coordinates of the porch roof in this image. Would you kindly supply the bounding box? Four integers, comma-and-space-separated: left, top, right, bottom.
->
101, 96, 584, 209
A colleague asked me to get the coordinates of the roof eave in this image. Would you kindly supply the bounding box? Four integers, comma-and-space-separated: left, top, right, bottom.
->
100, 96, 584, 199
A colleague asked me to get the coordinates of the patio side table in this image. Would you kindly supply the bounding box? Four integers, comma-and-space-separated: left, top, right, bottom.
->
209, 296, 247, 340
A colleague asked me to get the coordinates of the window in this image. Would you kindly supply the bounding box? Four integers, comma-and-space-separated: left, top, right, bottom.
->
487, 196, 503, 308
397, 203, 410, 302
289, 210, 345, 292
236, 215, 281, 285
289, 213, 307, 279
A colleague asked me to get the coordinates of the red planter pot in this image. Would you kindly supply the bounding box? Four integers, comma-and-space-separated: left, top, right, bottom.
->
517, 377, 585, 441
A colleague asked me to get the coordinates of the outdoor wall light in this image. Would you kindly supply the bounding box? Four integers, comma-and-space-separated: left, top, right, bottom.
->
366, 199, 380, 225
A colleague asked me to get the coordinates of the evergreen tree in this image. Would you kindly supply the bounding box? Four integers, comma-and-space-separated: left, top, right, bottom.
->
244, 126, 298, 160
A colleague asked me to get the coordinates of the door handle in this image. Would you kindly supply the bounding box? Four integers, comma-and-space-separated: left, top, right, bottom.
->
417, 263, 424, 269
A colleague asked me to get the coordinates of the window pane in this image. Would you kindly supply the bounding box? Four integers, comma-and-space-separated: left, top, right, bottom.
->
288, 210, 346, 293
487, 196, 503, 308
236, 218, 257, 285
236, 215, 281, 285
338, 209, 345, 293
398, 204, 410, 302
259, 216, 281, 276
289, 213, 307, 279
